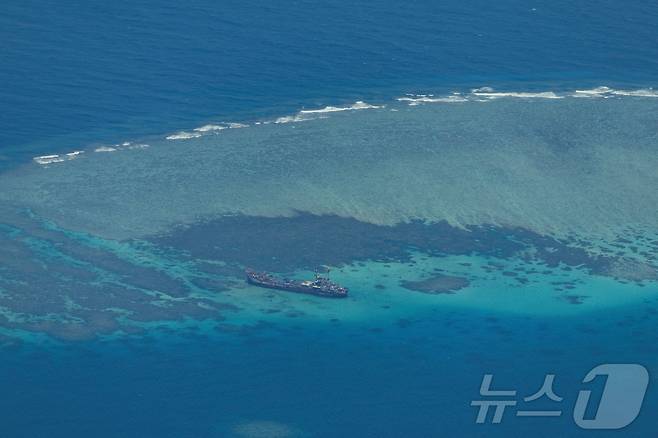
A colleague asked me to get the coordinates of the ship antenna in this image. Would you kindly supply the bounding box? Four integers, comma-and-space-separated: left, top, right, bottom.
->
316, 266, 330, 280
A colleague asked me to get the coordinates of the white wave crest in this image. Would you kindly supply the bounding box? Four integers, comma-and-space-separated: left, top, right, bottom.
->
193, 124, 227, 133
573, 86, 658, 99
190, 122, 248, 134
611, 88, 658, 97
471, 89, 562, 99
471, 87, 495, 93
33, 155, 65, 165
272, 100, 381, 123
274, 114, 315, 124
33, 151, 84, 165
166, 131, 203, 140
396, 85, 658, 106
573, 86, 615, 98
95, 143, 149, 153
300, 101, 382, 114
397, 94, 468, 105
94, 146, 117, 153
397, 88, 563, 106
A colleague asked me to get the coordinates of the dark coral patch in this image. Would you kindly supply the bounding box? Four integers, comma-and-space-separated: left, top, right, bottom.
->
151, 213, 646, 283
0, 208, 237, 341
400, 274, 470, 294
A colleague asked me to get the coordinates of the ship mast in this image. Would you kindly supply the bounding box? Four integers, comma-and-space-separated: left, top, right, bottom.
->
315, 266, 331, 280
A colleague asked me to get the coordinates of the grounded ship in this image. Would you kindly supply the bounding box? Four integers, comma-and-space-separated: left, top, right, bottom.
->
246, 269, 348, 298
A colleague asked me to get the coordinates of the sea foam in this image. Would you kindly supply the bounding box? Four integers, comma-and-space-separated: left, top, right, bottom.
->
33, 151, 84, 166
193, 124, 227, 133
299, 101, 382, 114
94, 146, 118, 153
397, 94, 469, 105
471, 89, 562, 99
166, 131, 203, 140
274, 114, 315, 124
396, 86, 658, 106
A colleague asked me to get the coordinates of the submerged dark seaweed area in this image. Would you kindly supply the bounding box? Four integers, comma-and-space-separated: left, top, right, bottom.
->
1, 209, 657, 342
0, 207, 240, 342
153, 212, 658, 279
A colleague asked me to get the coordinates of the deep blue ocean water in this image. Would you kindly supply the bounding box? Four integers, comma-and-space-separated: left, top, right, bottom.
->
2, 0, 658, 162
2, 1, 658, 437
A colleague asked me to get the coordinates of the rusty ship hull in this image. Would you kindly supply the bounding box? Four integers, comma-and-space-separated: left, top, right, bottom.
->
246, 270, 348, 298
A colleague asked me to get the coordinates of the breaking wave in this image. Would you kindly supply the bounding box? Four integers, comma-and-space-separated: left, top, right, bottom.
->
166, 131, 204, 140
193, 124, 227, 133
28, 86, 657, 168
33, 151, 84, 165
299, 100, 383, 114
273, 114, 315, 124
396, 86, 658, 106
574, 86, 658, 98
166, 122, 249, 140
397, 94, 469, 105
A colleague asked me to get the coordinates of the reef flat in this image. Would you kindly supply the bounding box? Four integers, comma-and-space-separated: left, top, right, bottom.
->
1, 94, 658, 342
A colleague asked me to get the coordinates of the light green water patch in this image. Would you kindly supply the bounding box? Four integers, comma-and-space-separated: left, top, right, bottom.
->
2, 97, 657, 243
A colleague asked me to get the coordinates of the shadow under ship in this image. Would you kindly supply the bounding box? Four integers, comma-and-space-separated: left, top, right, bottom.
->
246, 269, 348, 298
